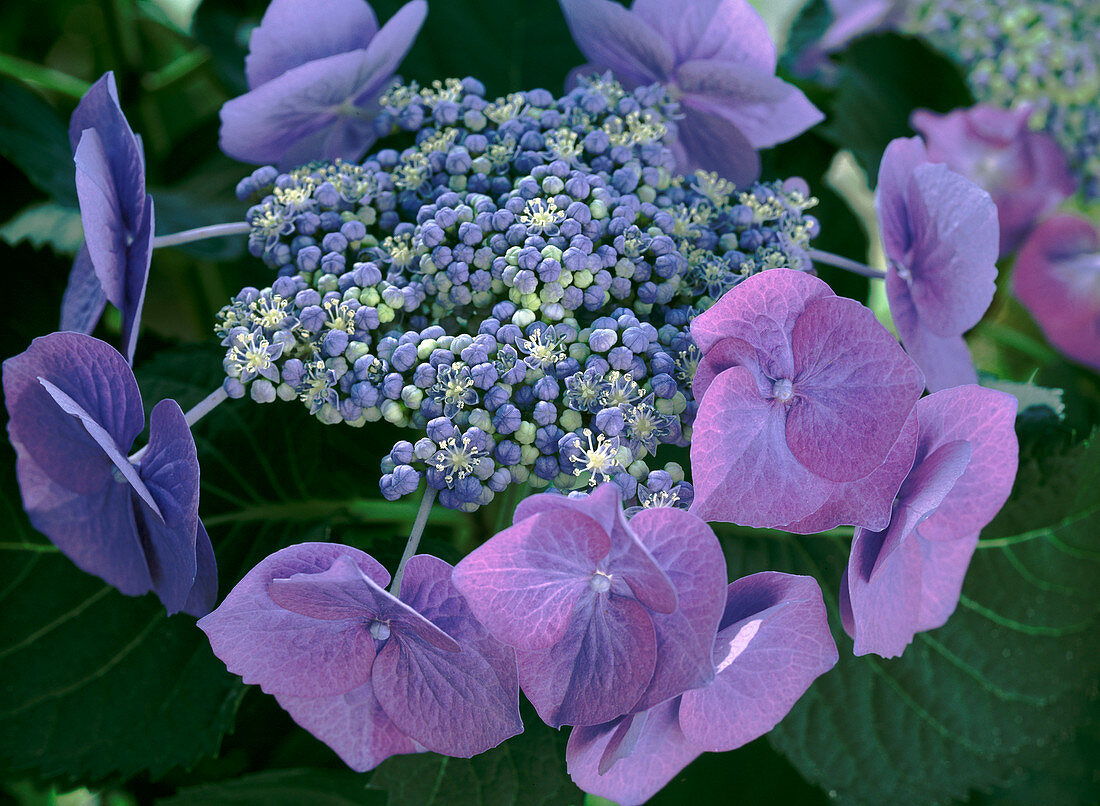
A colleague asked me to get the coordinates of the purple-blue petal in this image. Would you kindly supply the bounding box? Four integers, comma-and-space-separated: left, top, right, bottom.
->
274, 680, 423, 772
68, 72, 146, 226
627, 508, 725, 710
134, 398, 213, 615
886, 271, 979, 392
670, 101, 761, 187
558, 0, 674, 87
566, 700, 700, 806
516, 591, 657, 727
451, 508, 609, 651
220, 0, 425, 167
59, 245, 107, 334
245, 0, 380, 88
676, 59, 823, 149
198, 542, 389, 697
632, 0, 777, 70
373, 555, 522, 756
678, 572, 837, 751
3, 333, 150, 596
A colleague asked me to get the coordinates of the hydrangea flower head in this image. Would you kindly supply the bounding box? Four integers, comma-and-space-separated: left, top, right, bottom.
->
912, 104, 1077, 254
199, 543, 522, 770
566, 572, 838, 804
63, 72, 154, 364
876, 136, 1000, 391
452, 483, 728, 728
1013, 215, 1100, 371
2, 332, 215, 616
222, 77, 820, 514
689, 268, 923, 530
841, 385, 1018, 658
559, 0, 823, 185
220, 0, 427, 167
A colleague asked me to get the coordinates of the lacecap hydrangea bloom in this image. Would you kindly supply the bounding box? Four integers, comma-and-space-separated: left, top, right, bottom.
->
199, 543, 522, 771
219, 74, 821, 512
559, 0, 823, 185
2, 332, 216, 616
876, 136, 999, 392
841, 385, 1018, 657
63, 71, 154, 363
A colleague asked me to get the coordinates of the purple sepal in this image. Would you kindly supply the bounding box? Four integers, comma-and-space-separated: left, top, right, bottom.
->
559, 0, 821, 184
245, 0, 380, 88
842, 385, 1018, 657
453, 483, 683, 727
1013, 216, 1100, 372
689, 269, 922, 529
566, 699, 700, 806
565, 572, 837, 804
3, 332, 214, 614
199, 545, 521, 770
59, 246, 108, 334
678, 572, 838, 751
220, 0, 427, 167
70, 73, 154, 363
626, 508, 725, 710
132, 399, 210, 616
876, 137, 999, 391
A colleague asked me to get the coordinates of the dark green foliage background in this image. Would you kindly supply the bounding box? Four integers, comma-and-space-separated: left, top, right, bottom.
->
0, 1, 1097, 804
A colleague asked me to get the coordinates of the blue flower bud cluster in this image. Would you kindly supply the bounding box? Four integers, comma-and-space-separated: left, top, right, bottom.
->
220, 75, 819, 510
907, 0, 1100, 198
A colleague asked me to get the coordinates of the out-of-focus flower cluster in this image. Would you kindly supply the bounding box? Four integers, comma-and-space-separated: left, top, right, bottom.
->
216, 75, 819, 511
906, 0, 1100, 198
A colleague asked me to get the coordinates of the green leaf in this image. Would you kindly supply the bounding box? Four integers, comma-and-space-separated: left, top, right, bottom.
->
819, 34, 972, 185
369, 710, 582, 806
0, 465, 243, 785
716, 433, 1100, 805
0, 79, 77, 205
159, 769, 386, 805
0, 202, 82, 254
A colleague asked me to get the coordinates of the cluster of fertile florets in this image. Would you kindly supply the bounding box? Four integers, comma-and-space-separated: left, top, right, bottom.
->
907, 0, 1100, 197
219, 74, 819, 511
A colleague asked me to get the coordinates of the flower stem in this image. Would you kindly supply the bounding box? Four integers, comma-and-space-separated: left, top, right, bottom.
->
390, 486, 438, 596
128, 386, 228, 464
809, 248, 886, 279
184, 386, 229, 427
152, 222, 250, 249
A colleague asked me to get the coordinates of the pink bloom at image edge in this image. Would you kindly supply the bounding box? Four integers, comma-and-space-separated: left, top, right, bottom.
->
1013, 215, 1100, 371
912, 104, 1077, 256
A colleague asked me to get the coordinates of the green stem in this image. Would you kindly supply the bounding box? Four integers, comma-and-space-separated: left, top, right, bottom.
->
390, 487, 438, 595
142, 49, 210, 92
0, 53, 90, 98
0, 543, 59, 553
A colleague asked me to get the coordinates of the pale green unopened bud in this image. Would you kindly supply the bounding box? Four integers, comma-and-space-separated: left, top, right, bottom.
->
516, 422, 537, 445
559, 409, 582, 431
512, 308, 536, 329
